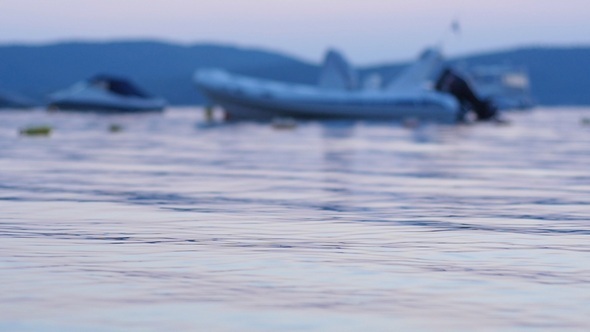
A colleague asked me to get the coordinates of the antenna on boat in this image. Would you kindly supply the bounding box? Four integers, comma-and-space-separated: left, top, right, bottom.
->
438, 17, 462, 53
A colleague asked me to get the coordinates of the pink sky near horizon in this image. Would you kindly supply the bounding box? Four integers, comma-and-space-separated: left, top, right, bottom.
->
1, 0, 589, 64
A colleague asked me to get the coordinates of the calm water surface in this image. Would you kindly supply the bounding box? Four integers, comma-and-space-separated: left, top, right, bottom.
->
0, 108, 589, 331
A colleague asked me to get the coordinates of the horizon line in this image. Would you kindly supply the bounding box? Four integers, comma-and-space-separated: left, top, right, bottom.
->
1, 38, 589, 67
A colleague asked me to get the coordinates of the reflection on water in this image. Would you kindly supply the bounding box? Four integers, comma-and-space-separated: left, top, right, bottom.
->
0, 108, 589, 331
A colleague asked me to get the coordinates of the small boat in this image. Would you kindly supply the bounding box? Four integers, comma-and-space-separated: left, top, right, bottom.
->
194, 48, 461, 123
466, 65, 535, 110
48, 75, 166, 112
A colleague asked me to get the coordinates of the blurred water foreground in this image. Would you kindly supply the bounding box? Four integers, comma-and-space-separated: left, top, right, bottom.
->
0, 107, 589, 331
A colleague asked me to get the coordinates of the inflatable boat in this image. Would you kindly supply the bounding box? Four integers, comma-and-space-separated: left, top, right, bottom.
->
195, 48, 461, 123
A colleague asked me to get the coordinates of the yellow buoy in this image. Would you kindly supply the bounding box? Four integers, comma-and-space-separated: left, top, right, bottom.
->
272, 117, 297, 130
19, 125, 52, 137
109, 124, 123, 133
204, 106, 214, 121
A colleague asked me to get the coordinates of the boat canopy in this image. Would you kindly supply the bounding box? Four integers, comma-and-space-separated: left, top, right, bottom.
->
386, 47, 444, 92
89, 75, 150, 98
317, 49, 359, 91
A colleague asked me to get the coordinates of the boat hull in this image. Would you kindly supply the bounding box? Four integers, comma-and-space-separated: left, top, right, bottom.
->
48, 100, 164, 113
195, 70, 460, 123
49, 81, 166, 113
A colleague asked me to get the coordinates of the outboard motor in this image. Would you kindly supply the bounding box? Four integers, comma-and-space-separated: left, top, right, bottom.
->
435, 68, 497, 121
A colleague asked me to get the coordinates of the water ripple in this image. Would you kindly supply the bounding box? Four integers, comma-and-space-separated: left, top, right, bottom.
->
1, 108, 589, 331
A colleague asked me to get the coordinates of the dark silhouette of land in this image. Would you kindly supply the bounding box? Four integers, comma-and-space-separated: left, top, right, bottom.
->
0, 40, 589, 106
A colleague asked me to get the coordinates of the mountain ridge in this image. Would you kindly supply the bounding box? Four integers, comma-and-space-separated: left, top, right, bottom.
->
1, 40, 588, 106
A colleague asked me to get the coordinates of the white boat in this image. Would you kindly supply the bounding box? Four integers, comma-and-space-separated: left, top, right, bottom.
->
195, 48, 461, 123
49, 75, 166, 112
466, 65, 535, 110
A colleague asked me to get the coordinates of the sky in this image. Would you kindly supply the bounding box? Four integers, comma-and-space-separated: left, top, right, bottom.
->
1, 0, 589, 65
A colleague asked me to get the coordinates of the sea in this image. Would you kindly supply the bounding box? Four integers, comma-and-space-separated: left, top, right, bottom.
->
0, 107, 589, 331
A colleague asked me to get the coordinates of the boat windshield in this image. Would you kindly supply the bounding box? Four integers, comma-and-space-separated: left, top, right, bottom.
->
90, 76, 150, 98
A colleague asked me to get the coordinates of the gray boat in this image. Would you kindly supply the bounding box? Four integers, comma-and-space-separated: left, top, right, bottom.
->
49, 75, 166, 112
195, 48, 461, 123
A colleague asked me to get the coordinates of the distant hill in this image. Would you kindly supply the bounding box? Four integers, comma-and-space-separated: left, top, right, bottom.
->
0, 41, 318, 105
363, 47, 590, 106
457, 47, 590, 105
0, 41, 589, 106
